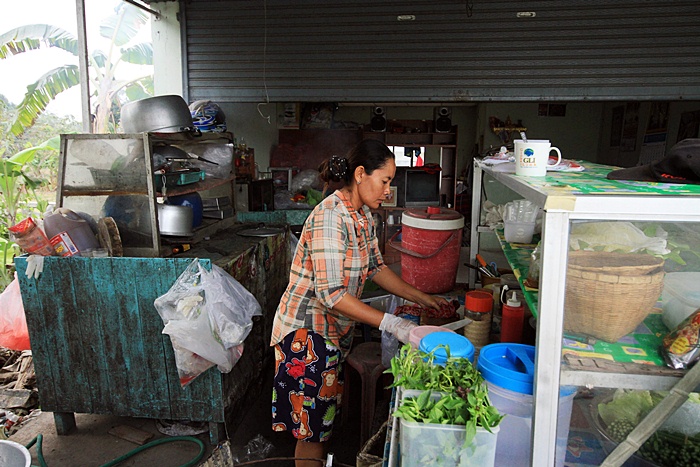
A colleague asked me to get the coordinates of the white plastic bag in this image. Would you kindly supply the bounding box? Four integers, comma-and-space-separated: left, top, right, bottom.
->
201, 264, 262, 349
569, 221, 669, 255
154, 259, 261, 387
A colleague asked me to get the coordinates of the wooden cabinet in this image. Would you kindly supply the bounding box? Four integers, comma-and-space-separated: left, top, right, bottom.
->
15, 229, 291, 444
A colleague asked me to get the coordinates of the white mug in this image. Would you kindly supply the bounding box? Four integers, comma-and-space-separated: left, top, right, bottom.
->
514, 139, 562, 177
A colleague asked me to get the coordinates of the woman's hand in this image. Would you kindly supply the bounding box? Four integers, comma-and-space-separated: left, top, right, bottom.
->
415, 293, 449, 311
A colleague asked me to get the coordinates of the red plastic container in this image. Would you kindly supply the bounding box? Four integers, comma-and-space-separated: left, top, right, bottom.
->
393, 207, 464, 293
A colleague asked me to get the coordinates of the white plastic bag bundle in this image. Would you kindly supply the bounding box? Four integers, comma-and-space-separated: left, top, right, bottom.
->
569, 221, 669, 255
201, 264, 262, 349
154, 259, 262, 387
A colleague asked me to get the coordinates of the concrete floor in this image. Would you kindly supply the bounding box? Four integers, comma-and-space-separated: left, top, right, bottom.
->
7, 367, 371, 467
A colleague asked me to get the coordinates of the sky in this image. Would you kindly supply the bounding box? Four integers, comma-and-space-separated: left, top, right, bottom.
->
0, 0, 150, 120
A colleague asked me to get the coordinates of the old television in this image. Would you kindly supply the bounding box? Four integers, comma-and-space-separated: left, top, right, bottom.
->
403, 168, 441, 207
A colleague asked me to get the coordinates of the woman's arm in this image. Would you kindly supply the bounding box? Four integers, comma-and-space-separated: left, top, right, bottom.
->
369, 266, 449, 311
331, 292, 416, 343
331, 293, 385, 327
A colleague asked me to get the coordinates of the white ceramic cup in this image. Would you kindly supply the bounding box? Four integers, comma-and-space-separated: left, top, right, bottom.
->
514, 139, 562, 177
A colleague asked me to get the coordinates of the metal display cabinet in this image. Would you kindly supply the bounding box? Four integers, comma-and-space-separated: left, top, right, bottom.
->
469, 160, 700, 466
57, 132, 236, 257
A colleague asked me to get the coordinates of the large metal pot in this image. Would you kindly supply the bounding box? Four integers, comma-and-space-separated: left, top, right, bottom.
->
121, 95, 196, 133
157, 204, 194, 236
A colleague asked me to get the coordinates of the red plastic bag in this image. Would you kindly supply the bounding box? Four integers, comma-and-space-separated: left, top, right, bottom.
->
0, 274, 31, 351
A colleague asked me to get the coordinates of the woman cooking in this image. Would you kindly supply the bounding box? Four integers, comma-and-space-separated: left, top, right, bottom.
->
270, 139, 449, 466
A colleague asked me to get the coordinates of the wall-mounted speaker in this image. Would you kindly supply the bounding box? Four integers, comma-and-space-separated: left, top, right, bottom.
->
370, 106, 387, 132
434, 106, 452, 133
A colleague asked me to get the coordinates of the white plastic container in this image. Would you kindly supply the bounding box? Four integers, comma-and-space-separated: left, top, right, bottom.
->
400, 419, 499, 467
660, 272, 700, 330
0, 440, 31, 467
477, 343, 576, 467
503, 219, 536, 243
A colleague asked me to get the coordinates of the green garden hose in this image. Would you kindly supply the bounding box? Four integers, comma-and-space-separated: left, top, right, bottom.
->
24, 433, 205, 467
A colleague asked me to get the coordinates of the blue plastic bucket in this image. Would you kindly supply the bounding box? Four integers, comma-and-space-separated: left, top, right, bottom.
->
477, 343, 576, 467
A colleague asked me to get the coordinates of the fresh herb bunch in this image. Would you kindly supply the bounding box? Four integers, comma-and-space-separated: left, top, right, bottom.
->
387, 343, 482, 392
387, 344, 503, 446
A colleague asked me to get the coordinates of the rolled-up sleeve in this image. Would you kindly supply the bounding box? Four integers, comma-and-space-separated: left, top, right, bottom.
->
309, 206, 348, 309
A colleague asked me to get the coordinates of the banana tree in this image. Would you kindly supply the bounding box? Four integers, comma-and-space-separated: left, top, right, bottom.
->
0, 136, 59, 234
0, 3, 153, 135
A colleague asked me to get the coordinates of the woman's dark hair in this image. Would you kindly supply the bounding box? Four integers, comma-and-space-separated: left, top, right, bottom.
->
318, 139, 394, 185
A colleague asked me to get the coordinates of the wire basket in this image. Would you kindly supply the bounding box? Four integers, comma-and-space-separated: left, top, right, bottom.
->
563, 251, 665, 343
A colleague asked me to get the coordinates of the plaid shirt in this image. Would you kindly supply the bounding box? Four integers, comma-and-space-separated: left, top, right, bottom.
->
270, 190, 386, 358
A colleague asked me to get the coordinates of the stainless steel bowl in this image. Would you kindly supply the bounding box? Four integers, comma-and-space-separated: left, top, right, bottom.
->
121, 95, 195, 133
157, 204, 194, 236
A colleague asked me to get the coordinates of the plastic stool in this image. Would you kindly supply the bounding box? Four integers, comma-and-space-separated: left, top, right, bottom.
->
342, 341, 386, 446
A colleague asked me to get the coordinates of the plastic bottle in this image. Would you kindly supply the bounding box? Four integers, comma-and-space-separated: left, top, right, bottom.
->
501, 291, 525, 343
43, 208, 99, 257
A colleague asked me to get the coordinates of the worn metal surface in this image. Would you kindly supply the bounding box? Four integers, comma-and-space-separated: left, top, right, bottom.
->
183, 0, 700, 102
16, 257, 223, 422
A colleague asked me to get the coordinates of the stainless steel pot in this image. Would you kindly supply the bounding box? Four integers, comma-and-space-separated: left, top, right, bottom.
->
121, 95, 196, 133
157, 204, 194, 236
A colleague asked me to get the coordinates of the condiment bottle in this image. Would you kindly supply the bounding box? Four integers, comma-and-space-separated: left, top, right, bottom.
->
463, 290, 493, 359
501, 291, 525, 343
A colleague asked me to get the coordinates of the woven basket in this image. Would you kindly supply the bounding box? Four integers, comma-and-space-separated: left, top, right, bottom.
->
563, 251, 665, 343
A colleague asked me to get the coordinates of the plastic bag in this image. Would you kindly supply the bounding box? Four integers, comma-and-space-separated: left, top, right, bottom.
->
0, 275, 31, 351
569, 221, 669, 255
290, 169, 322, 193
231, 434, 274, 463
524, 242, 542, 289
201, 264, 262, 349
178, 142, 233, 179
661, 308, 700, 369
154, 259, 261, 387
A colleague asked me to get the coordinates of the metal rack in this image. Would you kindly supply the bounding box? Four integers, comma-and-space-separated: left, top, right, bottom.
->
469, 159, 700, 466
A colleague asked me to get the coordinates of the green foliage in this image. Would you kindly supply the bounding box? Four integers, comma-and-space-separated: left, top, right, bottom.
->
10, 65, 81, 136
0, 3, 154, 135
0, 135, 59, 291
0, 136, 58, 231
0, 238, 20, 289
387, 344, 503, 447
0, 24, 78, 58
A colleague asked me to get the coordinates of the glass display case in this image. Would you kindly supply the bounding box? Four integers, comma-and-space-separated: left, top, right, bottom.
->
469, 160, 700, 465
57, 132, 235, 257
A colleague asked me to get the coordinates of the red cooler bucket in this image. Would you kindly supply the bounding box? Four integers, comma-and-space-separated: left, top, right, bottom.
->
390, 207, 464, 293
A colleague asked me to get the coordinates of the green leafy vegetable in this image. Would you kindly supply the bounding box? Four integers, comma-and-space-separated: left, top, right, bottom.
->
387, 344, 503, 447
